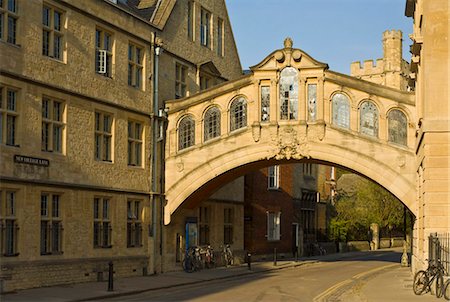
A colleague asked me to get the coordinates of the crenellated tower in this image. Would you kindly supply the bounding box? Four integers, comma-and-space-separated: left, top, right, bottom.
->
350, 30, 410, 91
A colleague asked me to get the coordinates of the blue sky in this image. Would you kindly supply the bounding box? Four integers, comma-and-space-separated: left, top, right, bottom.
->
226, 0, 412, 74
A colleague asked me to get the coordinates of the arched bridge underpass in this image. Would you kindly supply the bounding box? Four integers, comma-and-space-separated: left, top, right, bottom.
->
164, 40, 416, 225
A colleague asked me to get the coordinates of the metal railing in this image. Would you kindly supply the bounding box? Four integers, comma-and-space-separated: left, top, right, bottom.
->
429, 232, 450, 276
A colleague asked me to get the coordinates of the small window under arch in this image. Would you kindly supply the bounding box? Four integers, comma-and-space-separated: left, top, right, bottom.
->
230, 97, 247, 131
331, 93, 350, 129
178, 115, 195, 150
279, 67, 298, 120
359, 100, 379, 137
388, 109, 407, 146
204, 106, 221, 142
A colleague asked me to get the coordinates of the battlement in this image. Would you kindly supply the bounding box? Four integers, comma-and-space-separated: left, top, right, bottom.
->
350, 59, 384, 76
383, 30, 403, 40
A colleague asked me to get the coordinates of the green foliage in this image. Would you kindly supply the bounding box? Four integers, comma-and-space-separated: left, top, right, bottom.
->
331, 176, 405, 240
329, 218, 349, 242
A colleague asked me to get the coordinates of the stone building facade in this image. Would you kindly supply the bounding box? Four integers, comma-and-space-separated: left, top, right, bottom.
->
350, 30, 410, 91
405, 0, 450, 271
0, 0, 242, 292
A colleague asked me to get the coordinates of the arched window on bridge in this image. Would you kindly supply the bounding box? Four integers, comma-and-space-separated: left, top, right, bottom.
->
388, 109, 407, 146
204, 106, 221, 142
230, 97, 247, 131
178, 115, 195, 150
331, 93, 350, 129
359, 100, 379, 137
279, 67, 298, 120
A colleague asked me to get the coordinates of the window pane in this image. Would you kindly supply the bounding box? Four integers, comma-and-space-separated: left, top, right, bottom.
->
53, 125, 62, 152
7, 0, 16, 13
279, 67, 298, 120
93, 198, 99, 219
52, 195, 60, 217
360, 101, 379, 137
308, 84, 317, 122
261, 86, 270, 122
42, 99, 49, 118
7, 16, 16, 44
332, 93, 350, 129
388, 109, 407, 146
103, 199, 109, 219
6, 115, 15, 145
42, 6, 50, 26
7, 90, 16, 111
54, 10, 61, 31
54, 34, 62, 60
41, 194, 48, 216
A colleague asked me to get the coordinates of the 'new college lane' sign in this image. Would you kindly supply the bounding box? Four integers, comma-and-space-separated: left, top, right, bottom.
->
14, 155, 50, 167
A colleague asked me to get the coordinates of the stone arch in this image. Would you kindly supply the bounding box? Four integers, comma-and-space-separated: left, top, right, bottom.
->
165, 130, 416, 224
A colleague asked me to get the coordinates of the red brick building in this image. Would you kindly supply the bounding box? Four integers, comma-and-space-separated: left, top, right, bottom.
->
244, 163, 320, 258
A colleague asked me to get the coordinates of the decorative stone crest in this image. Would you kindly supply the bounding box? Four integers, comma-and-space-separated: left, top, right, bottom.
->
284, 37, 293, 49
307, 122, 326, 141
397, 155, 406, 168
252, 122, 261, 142
176, 157, 184, 172
267, 126, 310, 160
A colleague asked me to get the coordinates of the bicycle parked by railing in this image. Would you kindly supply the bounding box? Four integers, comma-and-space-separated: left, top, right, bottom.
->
413, 258, 446, 298
221, 244, 233, 267
182, 246, 203, 273
202, 245, 216, 269
443, 278, 450, 301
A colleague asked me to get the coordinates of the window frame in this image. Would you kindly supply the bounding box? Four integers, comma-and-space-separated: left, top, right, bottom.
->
267, 211, 281, 241
200, 7, 211, 48
126, 200, 142, 248
268, 165, 280, 190
178, 115, 195, 151
229, 97, 247, 132
198, 206, 210, 245
387, 108, 408, 146
203, 106, 221, 142
128, 42, 143, 89
217, 17, 224, 56
95, 27, 113, 77
93, 197, 112, 248
359, 100, 379, 138
0, 86, 19, 146
223, 208, 233, 245
41, 96, 65, 153
175, 63, 187, 99
0, 190, 19, 257
40, 193, 63, 255
331, 93, 350, 129
127, 120, 143, 167
94, 111, 113, 162
42, 3, 64, 61
0, 0, 18, 45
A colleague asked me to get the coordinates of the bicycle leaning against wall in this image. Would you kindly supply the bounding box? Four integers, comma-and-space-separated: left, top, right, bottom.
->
413, 258, 446, 298
443, 278, 450, 301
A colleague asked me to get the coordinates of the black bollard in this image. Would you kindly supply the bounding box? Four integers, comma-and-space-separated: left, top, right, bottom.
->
108, 261, 114, 291
247, 252, 252, 270
273, 248, 277, 266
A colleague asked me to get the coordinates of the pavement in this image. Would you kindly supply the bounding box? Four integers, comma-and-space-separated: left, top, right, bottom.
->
0, 249, 440, 302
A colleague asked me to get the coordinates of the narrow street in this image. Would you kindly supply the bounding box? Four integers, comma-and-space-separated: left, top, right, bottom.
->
105, 250, 424, 302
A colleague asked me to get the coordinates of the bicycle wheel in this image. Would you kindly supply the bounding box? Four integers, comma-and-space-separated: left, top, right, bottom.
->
443, 279, 450, 301
413, 270, 429, 295
436, 273, 444, 298
182, 257, 194, 273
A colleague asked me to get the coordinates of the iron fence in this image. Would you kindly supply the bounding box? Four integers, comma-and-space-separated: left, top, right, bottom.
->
429, 232, 450, 276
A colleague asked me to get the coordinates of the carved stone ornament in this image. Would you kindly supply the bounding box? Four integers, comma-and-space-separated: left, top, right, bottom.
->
284, 37, 293, 49
252, 122, 261, 142
176, 157, 184, 172
267, 126, 310, 160
397, 155, 406, 168
307, 122, 326, 141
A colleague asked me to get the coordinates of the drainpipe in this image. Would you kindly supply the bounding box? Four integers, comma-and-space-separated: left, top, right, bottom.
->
151, 33, 162, 273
